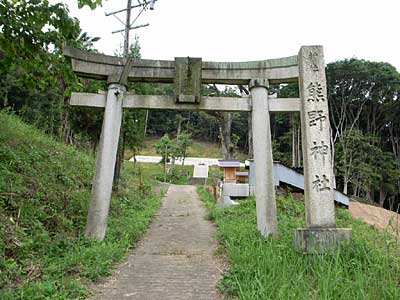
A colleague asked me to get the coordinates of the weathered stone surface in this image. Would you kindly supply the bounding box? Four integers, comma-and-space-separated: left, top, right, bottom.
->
70, 92, 301, 112
293, 228, 352, 253
250, 79, 278, 237
298, 46, 336, 228
223, 196, 238, 206
174, 57, 202, 103
106, 59, 132, 86
63, 45, 299, 84
296, 46, 352, 253
85, 84, 125, 240
223, 183, 250, 197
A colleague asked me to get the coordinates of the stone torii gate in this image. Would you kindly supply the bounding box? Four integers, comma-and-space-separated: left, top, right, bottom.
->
64, 45, 351, 252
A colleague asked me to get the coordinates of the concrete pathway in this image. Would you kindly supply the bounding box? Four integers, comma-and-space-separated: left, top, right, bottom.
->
89, 185, 223, 300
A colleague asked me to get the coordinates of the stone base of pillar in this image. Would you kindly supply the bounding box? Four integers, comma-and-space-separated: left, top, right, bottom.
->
293, 228, 352, 253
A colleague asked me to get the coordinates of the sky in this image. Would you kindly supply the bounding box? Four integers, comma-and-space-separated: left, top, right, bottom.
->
58, 0, 400, 71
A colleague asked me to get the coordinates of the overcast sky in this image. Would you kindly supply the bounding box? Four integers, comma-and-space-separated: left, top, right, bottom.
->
58, 0, 400, 71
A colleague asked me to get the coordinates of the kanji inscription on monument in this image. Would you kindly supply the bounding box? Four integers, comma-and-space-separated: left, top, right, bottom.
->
307, 82, 325, 102
310, 141, 329, 165
299, 46, 336, 228
309, 51, 320, 72
295, 45, 351, 253
308, 110, 327, 130
312, 174, 331, 192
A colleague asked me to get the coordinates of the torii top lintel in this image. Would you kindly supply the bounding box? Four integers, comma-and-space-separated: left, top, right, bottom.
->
63, 46, 299, 85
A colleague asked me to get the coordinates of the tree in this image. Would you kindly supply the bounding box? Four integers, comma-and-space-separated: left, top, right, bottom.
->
278, 83, 301, 167
0, 0, 105, 147
175, 132, 193, 167
154, 134, 173, 176
124, 110, 147, 162
0, 0, 79, 111
77, 0, 103, 9
327, 59, 400, 204
335, 129, 374, 195
204, 85, 241, 159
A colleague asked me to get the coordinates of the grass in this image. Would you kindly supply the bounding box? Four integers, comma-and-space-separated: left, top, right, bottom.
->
129, 161, 194, 185
0, 112, 163, 299
197, 187, 400, 300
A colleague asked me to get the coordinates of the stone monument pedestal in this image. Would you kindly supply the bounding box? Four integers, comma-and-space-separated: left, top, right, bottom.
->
293, 228, 352, 253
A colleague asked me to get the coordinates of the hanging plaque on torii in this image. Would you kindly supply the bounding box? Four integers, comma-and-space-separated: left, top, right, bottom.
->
174, 57, 202, 103
64, 45, 351, 253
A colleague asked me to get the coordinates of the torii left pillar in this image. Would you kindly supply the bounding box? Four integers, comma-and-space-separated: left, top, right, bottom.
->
85, 79, 126, 240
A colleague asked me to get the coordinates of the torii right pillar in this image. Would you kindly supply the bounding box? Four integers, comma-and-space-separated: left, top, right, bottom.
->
294, 46, 351, 253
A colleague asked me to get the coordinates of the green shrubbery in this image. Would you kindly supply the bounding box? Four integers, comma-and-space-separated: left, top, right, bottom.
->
0, 112, 161, 299
197, 187, 400, 299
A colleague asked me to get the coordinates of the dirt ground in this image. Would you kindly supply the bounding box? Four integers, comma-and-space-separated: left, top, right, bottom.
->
349, 201, 400, 236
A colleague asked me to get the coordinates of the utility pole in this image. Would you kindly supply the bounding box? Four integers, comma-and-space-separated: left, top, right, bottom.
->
113, 0, 132, 185
105, 0, 155, 54
164, 143, 167, 182
123, 0, 132, 58
105, 0, 156, 184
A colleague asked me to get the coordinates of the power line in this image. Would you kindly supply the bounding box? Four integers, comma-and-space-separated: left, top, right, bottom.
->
105, 0, 157, 57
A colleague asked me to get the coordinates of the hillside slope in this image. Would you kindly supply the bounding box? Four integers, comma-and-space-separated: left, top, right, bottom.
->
0, 112, 161, 299
350, 201, 400, 235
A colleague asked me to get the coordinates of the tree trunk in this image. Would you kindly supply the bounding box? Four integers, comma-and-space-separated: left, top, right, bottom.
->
177, 119, 182, 137
133, 147, 137, 163
366, 188, 374, 202
113, 113, 125, 186
163, 144, 167, 182
248, 111, 253, 158
113, 137, 123, 186
171, 117, 183, 172
143, 109, 149, 138
58, 77, 73, 145
343, 176, 348, 195
182, 149, 186, 167
170, 156, 175, 173
352, 180, 359, 197
388, 196, 396, 212
186, 112, 191, 128
219, 112, 234, 159
291, 113, 296, 167
61, 106, 73, 145
297, 124, 301, 167
379, 186, 386, 207
92, 139, 97, 157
